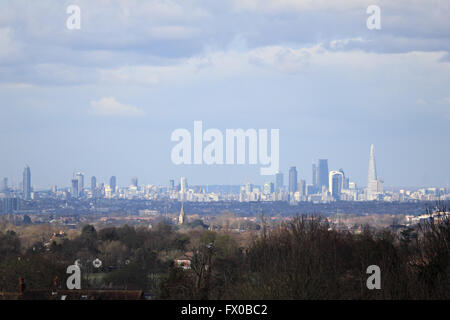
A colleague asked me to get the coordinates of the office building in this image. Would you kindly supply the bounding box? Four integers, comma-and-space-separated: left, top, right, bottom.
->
263, 182, 274, 195
75, 172, 84, 197
275, 171, 283, 192
131, 177, 138, 187
23, 166, 31, 200
317, 159, 329, 191
180, 177, 188, 193
329, 171, 344, 200
299, 179, 306, 197
71, 179, 79, 198
312, 163, 317, 187
0, 197, 18, 214
289, 167, 298, 193
110, 176, 117, 194
91, 176, 97, 191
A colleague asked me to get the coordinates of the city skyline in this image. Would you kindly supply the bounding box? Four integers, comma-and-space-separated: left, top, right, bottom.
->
1, 133, 448, 189
2, 143, 448, 193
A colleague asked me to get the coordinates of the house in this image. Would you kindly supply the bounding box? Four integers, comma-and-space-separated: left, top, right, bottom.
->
174, 252, 193, 270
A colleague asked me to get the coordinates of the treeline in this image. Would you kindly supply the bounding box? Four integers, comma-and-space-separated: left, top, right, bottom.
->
0, 223, 189, 292
0, 214, 448, 299
159, 216, 449, 299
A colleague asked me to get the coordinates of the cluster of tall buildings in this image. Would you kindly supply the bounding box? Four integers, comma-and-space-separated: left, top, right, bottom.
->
272, 158, 339, 201
0, 166, 30, 213
70, 173, 119, 199
263, 144, 383, 202
2, 145, 448, 207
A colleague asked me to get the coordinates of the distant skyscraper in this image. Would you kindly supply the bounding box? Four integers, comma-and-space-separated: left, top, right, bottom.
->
91, 176, 97, 191
329, 171, 344, 200
306, 184, 315, 196
180, 177, 188, 193
110, 176, 117, 194
71, 179, 79, 198
317, 159, 329, 191
131, 176, 138, 187
299, 179, 306, 197
339, 168, 350, 190
23, 166, 31, 200
289, 167, 298, 193
312, 163, 317, 187
169, 179, 175, 191
367, 144, 383, 200
75, 172, 84, 197
275, 171, 283, 192
1, 197, 18, 214
263, 182, 274, 195
368, 144, 377, 182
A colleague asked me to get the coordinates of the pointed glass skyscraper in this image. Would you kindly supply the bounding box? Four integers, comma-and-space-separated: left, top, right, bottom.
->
367, 144, 382, 200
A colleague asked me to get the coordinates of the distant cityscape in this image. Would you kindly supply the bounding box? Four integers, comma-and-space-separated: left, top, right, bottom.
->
1, 144, 448, 217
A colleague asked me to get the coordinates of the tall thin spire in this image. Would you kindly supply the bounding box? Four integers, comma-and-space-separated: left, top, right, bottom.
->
367, 144, 382, 200
178, 202, 186, 225
368, 144, 377, 182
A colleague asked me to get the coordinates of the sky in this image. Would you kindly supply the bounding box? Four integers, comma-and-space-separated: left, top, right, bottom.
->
0, 0, 449, 189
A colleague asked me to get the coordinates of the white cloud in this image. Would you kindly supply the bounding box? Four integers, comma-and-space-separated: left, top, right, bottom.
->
329, 38, 366, 50
99, 44, 321, 85
90, 97, 145, 117
95, 44, 450, 89
248, 45, 318, 73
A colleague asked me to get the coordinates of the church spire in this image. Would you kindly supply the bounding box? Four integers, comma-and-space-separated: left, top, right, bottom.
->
178, 202, 186, 225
